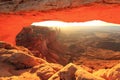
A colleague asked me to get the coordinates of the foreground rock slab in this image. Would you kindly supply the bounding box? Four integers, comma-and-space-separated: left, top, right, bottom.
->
0, 41, 63, 80
49, 63, 105, 80
0, 41, 120, 80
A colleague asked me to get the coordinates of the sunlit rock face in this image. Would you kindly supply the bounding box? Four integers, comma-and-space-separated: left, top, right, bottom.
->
0, 41, 63, 80
31, 20, 120, 61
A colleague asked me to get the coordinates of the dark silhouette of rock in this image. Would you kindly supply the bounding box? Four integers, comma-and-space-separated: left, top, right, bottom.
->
16, 26, 69, 65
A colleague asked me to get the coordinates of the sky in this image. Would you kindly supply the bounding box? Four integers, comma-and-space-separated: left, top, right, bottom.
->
31, 20, 120, 32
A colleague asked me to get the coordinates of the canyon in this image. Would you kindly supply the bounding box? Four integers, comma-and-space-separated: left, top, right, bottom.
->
0, 0, 120, 80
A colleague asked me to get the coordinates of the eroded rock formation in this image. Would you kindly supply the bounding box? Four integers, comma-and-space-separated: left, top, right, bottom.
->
93, 63, 120, 80
104, 0, 120, 3
0, 41, 63, 80
85, 47, 120, 60
16, 25, 120, 69
48, 63, 120, 80
0, 41, 120, 80
0, 0, 120, 12
16, 26, 69, 65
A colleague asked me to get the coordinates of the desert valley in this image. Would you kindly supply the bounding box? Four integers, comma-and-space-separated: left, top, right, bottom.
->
0, 0, 120, 80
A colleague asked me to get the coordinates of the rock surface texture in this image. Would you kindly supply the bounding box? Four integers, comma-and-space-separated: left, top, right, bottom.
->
0, 41, 120, 80
49, 63, 120, 80
16, 26, 120, 68
0, 41, 63, 80
0, 0, 120, 12
0, 0, 120, 79
16, 26, 69, 65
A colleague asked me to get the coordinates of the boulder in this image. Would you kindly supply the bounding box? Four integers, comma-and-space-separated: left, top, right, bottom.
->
7, 52, 46, 69
0, 41, 63, 79
0, 41, 120, 80
48, 63, 78, 80
0, 41, 46, 69
49, 63, 105, 80
31, 63, 63, 80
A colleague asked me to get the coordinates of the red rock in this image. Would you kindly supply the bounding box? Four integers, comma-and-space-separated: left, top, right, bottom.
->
104, 0, 120, 3
8, 52, 46, 69
75, 69, 105, 80
93, 63, 120, 80
16, 26, 69, 65
0, 0, 102, 12
31, 63, 57, 80
0, 41, 46, 69
49, 63, 78, 80
103, 63, 120, 80
85, 47, 120, 60
0, 41, 64, 80
0, 0, 120, 12
0, 72, 40, 80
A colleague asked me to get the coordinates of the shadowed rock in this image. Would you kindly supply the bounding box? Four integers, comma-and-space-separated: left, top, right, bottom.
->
16, 26, 69, 65
0, 0, 120, 12
0, 41, 46, 69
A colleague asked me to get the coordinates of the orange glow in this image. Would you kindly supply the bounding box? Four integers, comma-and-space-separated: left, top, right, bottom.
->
0, 4, 120, 44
